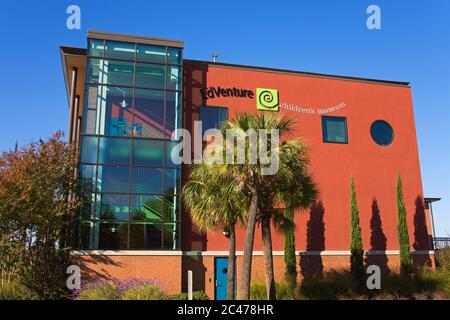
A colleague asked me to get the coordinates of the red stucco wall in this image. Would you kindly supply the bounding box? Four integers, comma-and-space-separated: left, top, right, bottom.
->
182, 61, 430, 253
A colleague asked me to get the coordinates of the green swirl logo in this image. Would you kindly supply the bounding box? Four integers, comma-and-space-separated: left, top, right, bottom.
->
256, 88, 279, 111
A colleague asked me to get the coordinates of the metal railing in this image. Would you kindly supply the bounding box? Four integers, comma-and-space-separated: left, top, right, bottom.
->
433, 237, 450, 250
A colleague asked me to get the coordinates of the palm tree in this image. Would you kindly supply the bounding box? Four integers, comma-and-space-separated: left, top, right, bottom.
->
186, 112, 316, 300
216, 112, 299, 299
259, 139, 317, 299
183, 164, 249, 300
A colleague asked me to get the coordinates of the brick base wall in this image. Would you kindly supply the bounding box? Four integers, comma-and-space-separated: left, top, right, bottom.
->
72, 254, 182, 294
198, 253, 434, 298
72, 252, 435, 299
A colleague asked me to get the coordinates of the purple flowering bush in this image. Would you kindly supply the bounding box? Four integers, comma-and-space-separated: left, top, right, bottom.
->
71, 278, 167, 300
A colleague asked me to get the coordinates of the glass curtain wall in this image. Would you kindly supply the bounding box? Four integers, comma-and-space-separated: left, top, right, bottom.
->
78, 38, 182, 250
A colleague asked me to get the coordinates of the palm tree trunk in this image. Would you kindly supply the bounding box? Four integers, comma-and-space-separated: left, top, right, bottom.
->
227, 223, 236, 300
262, 214, 276, 300
239, 191, 258, 300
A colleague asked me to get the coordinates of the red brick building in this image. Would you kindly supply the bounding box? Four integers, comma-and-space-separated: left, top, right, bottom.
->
61, 31, 435, 299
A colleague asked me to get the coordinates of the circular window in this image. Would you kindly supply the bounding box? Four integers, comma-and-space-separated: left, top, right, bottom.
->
222, 268, 228, 274
371, 120, 394, 146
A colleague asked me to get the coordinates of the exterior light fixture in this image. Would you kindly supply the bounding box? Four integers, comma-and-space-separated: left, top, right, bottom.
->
115, 87, 129, 108
120, 98, 128, 108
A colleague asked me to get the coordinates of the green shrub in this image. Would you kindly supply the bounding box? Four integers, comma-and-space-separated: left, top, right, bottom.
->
376, 270, 447, 298
192, 291, 209, 300
250, 282, 296, 300
169, 292, 188, 300
435, 248, 450, 275
380, 274, 416, 298
297, 268, 450, 300
169, 291, 209, 300
414, 269, 450, 296
250, 282, 268, 300
0, 280, 38, 300
275, 282, 296, 300
299, 275, 355, 300
122, 284, 167, 300
75, 281, 120, 300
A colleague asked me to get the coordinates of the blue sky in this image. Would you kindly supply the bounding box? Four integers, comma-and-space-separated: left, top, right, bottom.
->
0, 0, 448, 235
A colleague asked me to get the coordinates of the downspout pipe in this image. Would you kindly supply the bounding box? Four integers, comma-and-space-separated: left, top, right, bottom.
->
72, 95, 80, 143
68, 67, 78, 142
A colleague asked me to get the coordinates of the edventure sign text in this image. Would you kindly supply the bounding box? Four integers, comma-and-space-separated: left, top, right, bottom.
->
200, 86, 254, 100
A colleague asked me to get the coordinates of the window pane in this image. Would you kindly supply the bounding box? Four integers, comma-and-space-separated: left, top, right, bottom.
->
131, 167, 163, 194
133, 89, 165, 139
164, 169, 180, 195
200, 106, 228, 134
322, 117, 348, 143
80, 136, 98, 163
102, 60, 134, 86
88, 39, 104, 57
371, 120, 394, 146
82, 85, 102, 135
79, 194, 99, 220
80, 164, 97, 194
98, 222, 128, 250
100, 86, 133, 137
130, 195, 164, 221
132, 139, 164, 166
86, 58, 103, 83
165, 91, 182, 137
166, 66, 181, 90
99, 193, 129, 220
163, 195, 179, 222
97, 165, 130, 193
136, 44, 166, 64
167, 48, 182, 65
135, 63, 165, 89
77, 221, 94, 249
165, 141, 182, 168
104, 41, 136, 60
163, 223, 179, 250
129, 222, 162, 249
98, 137, 131, 165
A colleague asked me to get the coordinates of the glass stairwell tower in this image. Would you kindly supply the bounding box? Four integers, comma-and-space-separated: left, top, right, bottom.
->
77, 32, 183, 251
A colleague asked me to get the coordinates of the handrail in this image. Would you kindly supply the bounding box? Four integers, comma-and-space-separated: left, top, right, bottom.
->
433, 237, 450, 250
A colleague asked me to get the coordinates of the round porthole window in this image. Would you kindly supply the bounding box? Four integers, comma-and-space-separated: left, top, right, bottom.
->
371, 120, 394, 146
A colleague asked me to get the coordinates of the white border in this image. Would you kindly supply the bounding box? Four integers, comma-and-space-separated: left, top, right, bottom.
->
71, 250, 434, 256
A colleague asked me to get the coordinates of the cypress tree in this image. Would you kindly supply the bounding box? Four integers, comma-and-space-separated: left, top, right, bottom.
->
396, 174, 413, 276
284, 207, 297, 289
350, 177, 365, 290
